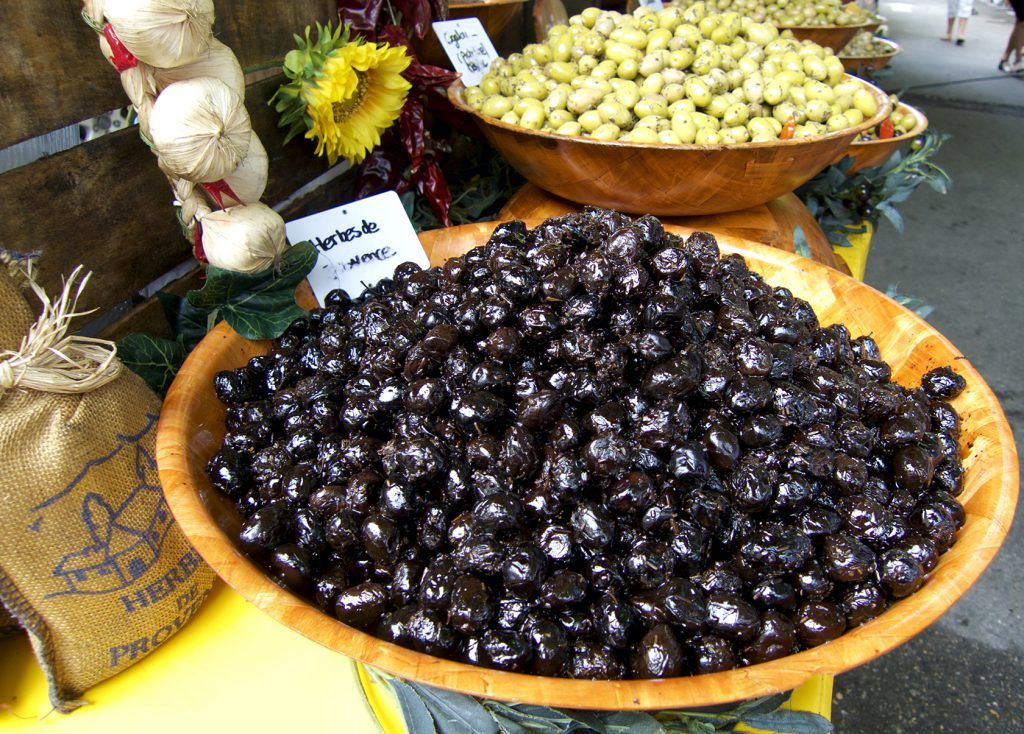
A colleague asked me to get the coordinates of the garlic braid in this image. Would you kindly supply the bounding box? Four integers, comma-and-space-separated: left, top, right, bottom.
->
87, 5, 213, 242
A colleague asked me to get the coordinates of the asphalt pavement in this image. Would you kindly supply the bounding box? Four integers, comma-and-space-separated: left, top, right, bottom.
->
831, 1, 1024, 731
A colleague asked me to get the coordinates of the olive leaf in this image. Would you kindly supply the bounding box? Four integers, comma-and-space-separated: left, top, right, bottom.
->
116, 333, 188, 395
407, 682, 499, 734
186, 241, 317, 340
599, 711, 666, 733
885, 284, 934, 320
796, 129, 950, 249
738, 710, 833, 734
792, 225, 812, 259
390, 680, 438, 734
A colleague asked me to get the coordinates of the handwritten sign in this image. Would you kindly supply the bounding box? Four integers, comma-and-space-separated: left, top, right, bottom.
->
284, 190, 428, 303
431, 18, 498, 87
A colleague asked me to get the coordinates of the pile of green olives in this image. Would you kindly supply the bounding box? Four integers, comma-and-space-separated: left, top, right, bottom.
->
858, 95, 919, 141
840, 32, 898, 58
463, 5, 881, 145
670, 0, 876, 28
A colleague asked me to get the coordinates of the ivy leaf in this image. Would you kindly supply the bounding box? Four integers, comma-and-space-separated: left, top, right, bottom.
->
407, 683, 498, 734
738, 710, 833, 734
156, 291, 216, 349
117, 333, 188, 395
390, 680, 438, 734
186, 241, 317, 340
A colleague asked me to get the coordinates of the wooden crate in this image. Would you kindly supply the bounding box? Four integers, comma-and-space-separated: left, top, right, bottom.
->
0, 1, 347, 338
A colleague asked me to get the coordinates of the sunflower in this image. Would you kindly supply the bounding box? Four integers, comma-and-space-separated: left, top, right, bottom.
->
273, 23, 411, 165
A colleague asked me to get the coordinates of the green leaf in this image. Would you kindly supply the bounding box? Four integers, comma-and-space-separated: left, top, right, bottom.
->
792, 225, 812, 259
156, 291, 216, 349
490, 714, 530, 734
117, 334, 188, 395
407, 683, 498, 734
390, 680, 439, 734
738, 710, 833, 734
186, 241, 317, 340
599, 711, 665, 733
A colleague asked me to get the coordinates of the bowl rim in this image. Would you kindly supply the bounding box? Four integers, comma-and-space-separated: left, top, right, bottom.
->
849, 100, 928, 148
838, 36, 902, 60
157, 221, 1018, 711
448, 75, 891, 152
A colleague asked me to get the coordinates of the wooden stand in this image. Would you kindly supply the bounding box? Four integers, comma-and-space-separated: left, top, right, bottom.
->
498, 183, 850, 274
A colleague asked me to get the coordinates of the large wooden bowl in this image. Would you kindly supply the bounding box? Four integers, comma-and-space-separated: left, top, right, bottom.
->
448, 77, 889, 216
839, 37, 902, 73
780, 22, 874, 52
158, 222, 1017, 711
835, 101, 929, 173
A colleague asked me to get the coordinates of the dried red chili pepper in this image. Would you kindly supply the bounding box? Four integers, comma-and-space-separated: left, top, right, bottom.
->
102, 23, 138, 72
393, 0, 432, 39
399, 98, 427, 170
878, 118, 895, 139
357, 144, 406, 199
779, 115, 797, 140
414, 158, 453, 227
338, 0, 385, 38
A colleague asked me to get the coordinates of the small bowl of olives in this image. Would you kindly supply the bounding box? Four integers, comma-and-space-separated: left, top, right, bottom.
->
838, 33, 901, 73
836, 99, 928, 172
449, 5, 890, 216
157, 215, 1017, 711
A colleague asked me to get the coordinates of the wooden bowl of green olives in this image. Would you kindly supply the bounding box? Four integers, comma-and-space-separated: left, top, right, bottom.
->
778, 22, 874, 53
451, 75, 888, 216
452, 5, 890, 215
838, 35, 901, 74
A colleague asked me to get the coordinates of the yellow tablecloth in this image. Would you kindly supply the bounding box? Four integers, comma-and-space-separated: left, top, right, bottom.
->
0, 583, 381, 732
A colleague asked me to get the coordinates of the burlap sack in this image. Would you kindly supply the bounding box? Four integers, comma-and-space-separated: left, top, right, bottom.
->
0, 262, 34, 638
0, 266, 215, 711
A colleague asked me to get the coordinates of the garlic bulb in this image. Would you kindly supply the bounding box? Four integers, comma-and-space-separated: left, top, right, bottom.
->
220, 134, 269, 205
154, 39, 244, 97
200, 203, 287, 274
150, 77, 251, 183
103, 0, 215, 69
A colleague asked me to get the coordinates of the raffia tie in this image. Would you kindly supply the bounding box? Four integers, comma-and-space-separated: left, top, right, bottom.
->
0, 266, 121, 400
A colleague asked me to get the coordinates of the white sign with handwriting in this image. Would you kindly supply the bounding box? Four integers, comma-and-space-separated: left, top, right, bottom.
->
284, 190, 428, 303
432, 18, 499, 87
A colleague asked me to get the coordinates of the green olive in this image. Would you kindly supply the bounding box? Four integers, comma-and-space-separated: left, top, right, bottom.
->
591, 122, 621, 140
627, 126, 661, 143
578, 109, 603, 132
695, 126, 721, 144
567, 88, 602, 114
546, 61, 578, 84
723, 101, 750, 126
640, 72, 666, 96
598, 100, 632, 127
853, 87, 879, 117
618, 58, 640, 80
556, 121, 583, 136
635, 95, 670, 118
481, 95, 513, 118
547, 109, 575, 128
659, 129, 684, 144
663, 82, 686, 103
804, 98, 830, 123
499, 110, 520, 125
671, 111, 698, 142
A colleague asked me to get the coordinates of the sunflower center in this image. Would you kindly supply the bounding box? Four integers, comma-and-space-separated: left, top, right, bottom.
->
332, 71, 370, 124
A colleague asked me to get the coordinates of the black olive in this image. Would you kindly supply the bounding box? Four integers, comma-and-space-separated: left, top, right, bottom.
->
795, 601, 846, 646
334, 582, 388, 629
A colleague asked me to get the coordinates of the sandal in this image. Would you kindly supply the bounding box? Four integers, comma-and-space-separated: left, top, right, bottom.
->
999, 59, 1012, 72
955, 38, 965, 46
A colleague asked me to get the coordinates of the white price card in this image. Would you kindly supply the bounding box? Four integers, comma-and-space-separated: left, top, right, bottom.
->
637, 0, 664, 8
284, 190, 429, 304
431, 17, 499, 87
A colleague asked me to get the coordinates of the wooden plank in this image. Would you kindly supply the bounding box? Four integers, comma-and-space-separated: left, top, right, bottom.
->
99, 268, 204, 342
215, 0, 337, 71
0, 2, 124, 149
0, 1, 336, 150
0, 73, 333, 321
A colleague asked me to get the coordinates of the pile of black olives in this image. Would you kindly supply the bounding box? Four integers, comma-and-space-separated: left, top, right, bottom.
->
207, 209, 967, 680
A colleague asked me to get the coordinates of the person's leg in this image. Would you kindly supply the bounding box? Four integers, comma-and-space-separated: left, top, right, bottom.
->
943, 15, 954, 39
1013, 20, 1024, 61
957, 16, 969, 40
